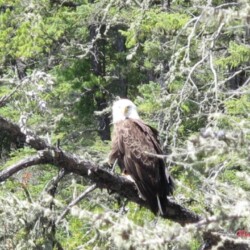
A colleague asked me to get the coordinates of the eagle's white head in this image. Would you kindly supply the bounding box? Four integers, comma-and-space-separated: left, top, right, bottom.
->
112, 99, 140, 123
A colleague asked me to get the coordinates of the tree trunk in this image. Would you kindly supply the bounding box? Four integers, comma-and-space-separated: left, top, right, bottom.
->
114, 28, 128, 98
89, 24, 111, 141
15, 58, 27, 80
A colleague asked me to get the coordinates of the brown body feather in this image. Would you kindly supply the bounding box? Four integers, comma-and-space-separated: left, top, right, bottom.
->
109, 118, 174, 215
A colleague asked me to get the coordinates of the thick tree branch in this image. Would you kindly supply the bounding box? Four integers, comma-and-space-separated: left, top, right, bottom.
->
0, 117, 49, 150
203, 231, 250, 250
0, 153, 47, 181
0, 116, 202, 225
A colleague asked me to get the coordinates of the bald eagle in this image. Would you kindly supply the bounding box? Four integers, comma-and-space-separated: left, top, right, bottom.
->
109, 99, 174, 215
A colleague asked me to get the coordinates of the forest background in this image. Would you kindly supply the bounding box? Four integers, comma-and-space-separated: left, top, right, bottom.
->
0, 0, 250, 249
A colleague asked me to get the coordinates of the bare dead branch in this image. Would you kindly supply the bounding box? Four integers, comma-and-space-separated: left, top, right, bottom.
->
192, 214, 247, 229
144, 151, 167, 159
0, 116, 49, 150
56, 184, 97, 225
0, 80, 25, 107
94, 106, 111, 117
214, 2, 240, 9
0, 90, 17, 107
46, 168, 66, 196
0, 153, 47, 182
203, 230, 250, 250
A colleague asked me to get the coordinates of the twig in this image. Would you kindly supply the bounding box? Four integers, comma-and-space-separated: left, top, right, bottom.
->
192, 214, 245, 229
218, 66, 250, 88
0, 84, 21, 107
20, 183, 33, 203
46, 168, 67, 196
56, 184, 97, 225
94, 106, 111, 117
144, 151, 167, 159
214, 2, 240, 9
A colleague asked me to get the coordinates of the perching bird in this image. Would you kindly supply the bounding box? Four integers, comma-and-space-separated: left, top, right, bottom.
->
109, 99, 174, 215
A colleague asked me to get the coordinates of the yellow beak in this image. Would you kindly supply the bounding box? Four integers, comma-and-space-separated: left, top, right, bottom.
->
123, 106, 129, 116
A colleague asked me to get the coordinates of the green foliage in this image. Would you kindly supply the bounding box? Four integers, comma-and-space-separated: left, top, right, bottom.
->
224, 94, 250, 116
0, 105, 20, 121
220, 169, 250, 191
121, 10, 189, 48
143, 40, 161, 59
0, 0, 91, 61
1, 0, 250, 249
136, 81, 161, 114
127, 202, 155, 225
168, 79, 184, 92
0, 85, 11, 97
57, 217, 89, 249
216, 42, 250, 69
190, 237, 202, 250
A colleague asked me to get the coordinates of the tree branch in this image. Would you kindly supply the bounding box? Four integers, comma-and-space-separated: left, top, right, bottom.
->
203, 230, 250, 250
0, 153, 47, 181
0, 86, 18, 108
56, 184, 97, 225
46, 168, 66, 196
0, 116, 202, 225
0, 117, 49, 150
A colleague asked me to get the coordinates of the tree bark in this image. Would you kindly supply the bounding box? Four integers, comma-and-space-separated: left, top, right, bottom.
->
203, 231, 250, 250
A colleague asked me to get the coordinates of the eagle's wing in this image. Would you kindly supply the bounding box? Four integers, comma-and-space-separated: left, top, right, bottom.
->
114, 119, 173, 214
133, 119, 174, 188
109, 123, 126, 172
